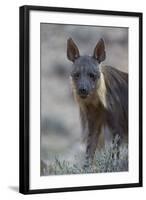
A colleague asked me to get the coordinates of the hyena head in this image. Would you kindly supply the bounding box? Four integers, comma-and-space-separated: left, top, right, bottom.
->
67, 38, 106, 99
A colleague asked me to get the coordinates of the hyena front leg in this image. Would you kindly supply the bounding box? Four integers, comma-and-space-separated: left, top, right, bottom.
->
84, 128, 101, 169
112, 133, 121, 160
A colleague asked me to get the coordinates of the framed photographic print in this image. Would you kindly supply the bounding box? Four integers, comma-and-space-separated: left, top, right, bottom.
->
19, 5, 143, 194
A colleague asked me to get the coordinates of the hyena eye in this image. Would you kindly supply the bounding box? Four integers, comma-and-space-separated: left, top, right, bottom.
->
73, 73, 80, 80
88, 73, 96, 80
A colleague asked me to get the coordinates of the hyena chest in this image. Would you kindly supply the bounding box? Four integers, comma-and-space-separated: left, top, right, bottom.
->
81, 102, 106, 142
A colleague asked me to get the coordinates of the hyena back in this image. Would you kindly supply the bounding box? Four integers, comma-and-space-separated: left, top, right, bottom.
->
67, 38, 128, 167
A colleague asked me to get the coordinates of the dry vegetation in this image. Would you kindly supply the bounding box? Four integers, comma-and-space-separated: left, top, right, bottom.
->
41, 142, 128, 176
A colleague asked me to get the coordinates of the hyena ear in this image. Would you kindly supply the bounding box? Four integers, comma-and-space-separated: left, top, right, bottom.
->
67, 38, 80, 62
93, 38, 106, 63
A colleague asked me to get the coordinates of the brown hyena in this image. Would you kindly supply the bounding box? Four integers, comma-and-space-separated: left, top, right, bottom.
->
67, 38, 128, 168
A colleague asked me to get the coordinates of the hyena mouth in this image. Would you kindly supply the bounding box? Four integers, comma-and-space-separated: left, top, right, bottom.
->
79, 94, 89, 99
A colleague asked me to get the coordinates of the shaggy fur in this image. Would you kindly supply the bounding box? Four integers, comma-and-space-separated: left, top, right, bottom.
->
67, 38, 128, 167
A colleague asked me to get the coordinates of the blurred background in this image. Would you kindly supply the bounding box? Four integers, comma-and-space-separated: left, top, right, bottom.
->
40, 23, 128, 175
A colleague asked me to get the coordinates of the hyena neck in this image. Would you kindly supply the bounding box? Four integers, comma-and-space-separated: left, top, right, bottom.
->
96, 72, 107, 108
80, 99, 105, 130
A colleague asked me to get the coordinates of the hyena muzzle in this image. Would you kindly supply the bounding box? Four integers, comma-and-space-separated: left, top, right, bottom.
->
67, 38, 128, 168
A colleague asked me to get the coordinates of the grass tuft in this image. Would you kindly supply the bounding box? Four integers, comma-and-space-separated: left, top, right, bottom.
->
41, 142, 128, 176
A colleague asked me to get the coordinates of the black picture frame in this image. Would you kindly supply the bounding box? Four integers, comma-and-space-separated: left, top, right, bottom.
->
19, 5, 143, 194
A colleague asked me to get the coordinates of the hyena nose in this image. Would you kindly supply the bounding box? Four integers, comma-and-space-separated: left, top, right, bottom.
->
79, 88, 88, 96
